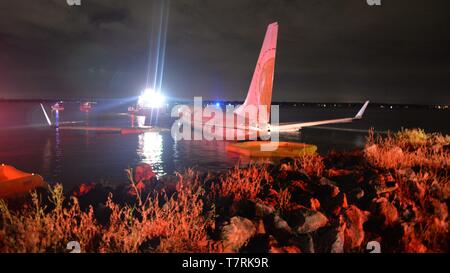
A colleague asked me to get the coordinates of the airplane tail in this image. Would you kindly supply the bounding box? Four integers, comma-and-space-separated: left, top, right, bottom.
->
234, 22, 278, 125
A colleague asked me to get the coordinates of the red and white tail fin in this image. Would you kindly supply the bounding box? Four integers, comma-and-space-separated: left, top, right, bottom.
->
234, 22, 278, 125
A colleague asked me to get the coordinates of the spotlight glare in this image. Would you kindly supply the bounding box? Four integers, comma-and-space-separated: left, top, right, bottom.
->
138, 88, 165, 109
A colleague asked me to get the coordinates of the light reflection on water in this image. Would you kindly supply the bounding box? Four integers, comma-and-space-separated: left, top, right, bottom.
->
137, 132, 165, 177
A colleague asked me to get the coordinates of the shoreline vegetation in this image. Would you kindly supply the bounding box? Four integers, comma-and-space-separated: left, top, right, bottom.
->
0, 128, 448, 253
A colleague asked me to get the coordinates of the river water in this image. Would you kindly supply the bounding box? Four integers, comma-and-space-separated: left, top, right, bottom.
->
1, 101, 448, 189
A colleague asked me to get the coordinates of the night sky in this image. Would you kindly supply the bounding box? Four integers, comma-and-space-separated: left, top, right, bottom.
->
0, 0, 449, 104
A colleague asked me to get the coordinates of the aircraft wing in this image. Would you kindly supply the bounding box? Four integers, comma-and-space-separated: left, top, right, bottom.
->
271, 101, 370, 132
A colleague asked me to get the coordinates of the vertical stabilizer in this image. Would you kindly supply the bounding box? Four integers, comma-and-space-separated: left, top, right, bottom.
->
234, 22, 278, 125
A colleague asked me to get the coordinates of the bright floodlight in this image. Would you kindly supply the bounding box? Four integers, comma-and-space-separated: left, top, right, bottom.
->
138, 88, 165, 109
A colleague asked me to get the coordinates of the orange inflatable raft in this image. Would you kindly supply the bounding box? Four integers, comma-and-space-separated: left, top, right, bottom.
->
226, 141, 317, 157
0, 164, 47, 199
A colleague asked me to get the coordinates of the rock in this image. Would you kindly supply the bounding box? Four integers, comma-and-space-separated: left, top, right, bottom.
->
256, 219, 266, 235
289, 233, 315, 253
313, 216, 346, 253
310, 198, 321, 211
139, 237, 161, 252
330, 218, 346, 253
321, 192, 348, 217
328, 168, 352, 178
372, 173, 398, 196
229, 199, 256, 219
279, 163, 292, 172
295, 209, 329, 234
76, 184, 113, 210
134, 163, 156, 183
267, 235, 278, 249
266, 235, 300, 253
74, 183, 96, 197
289, 181, 313, 207
241, 234, 270, 253
265, 214, 293, 243
371, 197, 399, 227
319, 177, 338, 187
318, 177, 340, 198
221, 217, 256, 253
269, 245, 301, 253
291, 180, 309, 192
285, 171, 311, 185
255, 202, 275, 218
342, 205, 369, 251
375, 184, 398, 195
332, 193, 348, 216
348, 187, 365, 202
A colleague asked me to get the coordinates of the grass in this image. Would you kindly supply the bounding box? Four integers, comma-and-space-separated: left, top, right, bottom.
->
365, 128, 450, 170
213, 163, 270, 202
0, 170, 214, 253
365, 128, 449, 252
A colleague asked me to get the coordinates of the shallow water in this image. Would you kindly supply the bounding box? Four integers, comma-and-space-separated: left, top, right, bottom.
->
0, 101, 448, 189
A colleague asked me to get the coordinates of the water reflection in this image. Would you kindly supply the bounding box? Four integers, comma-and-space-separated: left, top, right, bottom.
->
54, 110, 59, 127
54, 128, 63, 181
41, 127, 63, 182
137, 132, 165, 176
130, 114, 146, 128
41, 138, 52, 175
173, 139, 241, 173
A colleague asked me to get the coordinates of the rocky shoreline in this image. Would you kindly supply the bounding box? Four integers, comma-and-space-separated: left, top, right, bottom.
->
0, 129, 448, 253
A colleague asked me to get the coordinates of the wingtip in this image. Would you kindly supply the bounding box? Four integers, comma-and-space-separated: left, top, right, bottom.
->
40, 103, 52, 126
355, 101, 370, 119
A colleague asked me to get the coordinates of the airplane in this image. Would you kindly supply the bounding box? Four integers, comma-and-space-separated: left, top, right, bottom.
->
177, 22, 369, 140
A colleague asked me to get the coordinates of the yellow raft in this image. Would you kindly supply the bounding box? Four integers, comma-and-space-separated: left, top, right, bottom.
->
0, 164, 47, 199
226, 141, 317, 157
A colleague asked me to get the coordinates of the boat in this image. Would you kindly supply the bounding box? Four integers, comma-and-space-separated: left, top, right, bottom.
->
51, 101, 65, 112
0, 164, 47, 199
226, 141, 317, 157
80, 102, 94, 112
